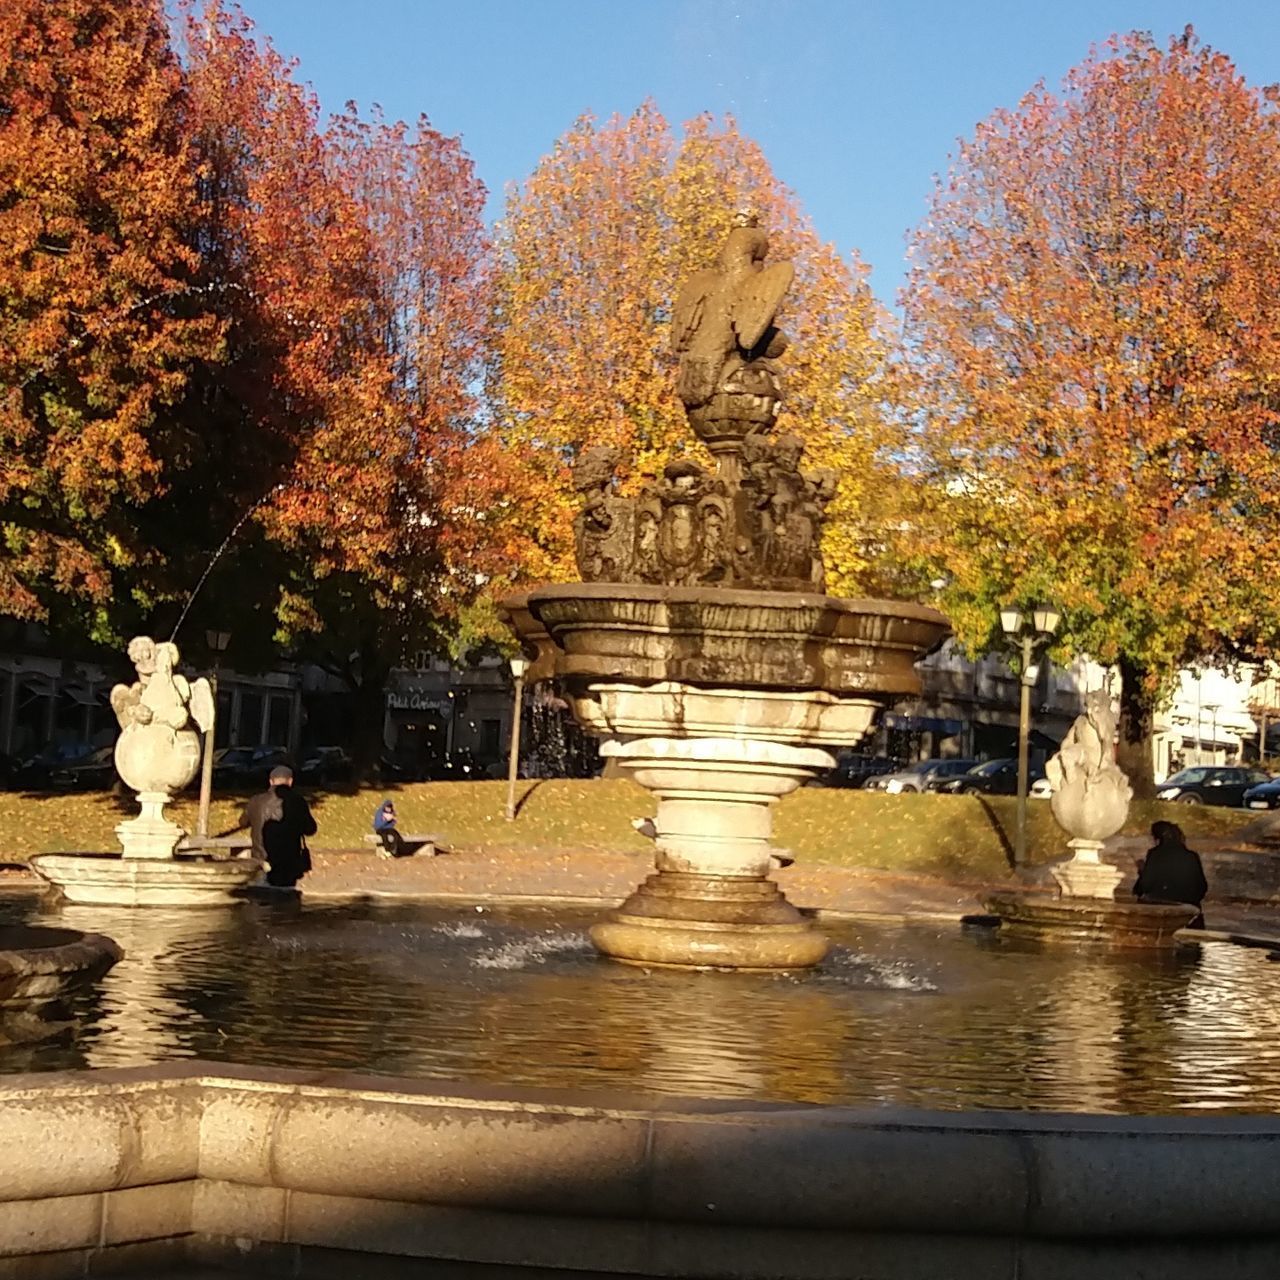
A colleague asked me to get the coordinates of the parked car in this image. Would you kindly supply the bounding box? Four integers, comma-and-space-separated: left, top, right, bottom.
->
213, 745, 291, 788
12, 741, 98, 790
49, 745, 117, 790
933, 757, 1044, 796
299, 746, 353, 786
866, 758, 978, 794
1241, 775, 1280, 810
1156, 765, 1270, 807
813, 753, 903, 789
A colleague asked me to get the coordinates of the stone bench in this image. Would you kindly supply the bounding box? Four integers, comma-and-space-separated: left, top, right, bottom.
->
362, 832, 440, 857
175, 835, 255, 858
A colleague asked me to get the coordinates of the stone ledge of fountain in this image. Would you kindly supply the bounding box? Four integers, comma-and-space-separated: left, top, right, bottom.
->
983, 892, 1199, 949
8, 1063, 1280, 1278
0, 925, 122, 1044
528, 581, 948, 693
29, 852, 262, 908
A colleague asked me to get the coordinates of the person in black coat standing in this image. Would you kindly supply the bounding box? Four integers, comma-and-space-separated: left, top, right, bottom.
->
1134, 820, 1208, 926
260, 765, 317, 888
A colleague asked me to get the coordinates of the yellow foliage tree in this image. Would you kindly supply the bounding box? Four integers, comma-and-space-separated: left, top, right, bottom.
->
488, 102, 895, 594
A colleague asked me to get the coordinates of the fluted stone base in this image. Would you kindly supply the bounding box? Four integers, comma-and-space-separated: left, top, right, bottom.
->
30, 853, 263, 908
591, 871, 830, 969
590, 736, 834, 970
986, 892, 1198, 949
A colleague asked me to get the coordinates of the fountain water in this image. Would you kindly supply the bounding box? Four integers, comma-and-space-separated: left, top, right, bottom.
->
504, 211, 949, 969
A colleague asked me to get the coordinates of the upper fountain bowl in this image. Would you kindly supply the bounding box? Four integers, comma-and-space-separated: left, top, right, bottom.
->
526, 582, 949, 694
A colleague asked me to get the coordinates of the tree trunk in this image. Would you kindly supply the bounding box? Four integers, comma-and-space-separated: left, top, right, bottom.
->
347, 665, 390, 784
1116, 654, 1157, 798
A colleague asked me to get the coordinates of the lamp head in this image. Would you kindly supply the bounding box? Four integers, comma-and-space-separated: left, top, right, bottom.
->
205, 629, 232, 654
999, 607, 1024, 638
508, 655, 529, 680
1032, 606, 1062, 638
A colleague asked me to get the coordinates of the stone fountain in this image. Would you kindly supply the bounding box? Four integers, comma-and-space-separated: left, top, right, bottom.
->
30, 637, 262, 907
987, 690, 1198, 946
0, 925, 121, 1044
504, 211, 950, 969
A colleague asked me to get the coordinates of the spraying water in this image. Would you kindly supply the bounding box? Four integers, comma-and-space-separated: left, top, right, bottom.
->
168, 484, 283, 642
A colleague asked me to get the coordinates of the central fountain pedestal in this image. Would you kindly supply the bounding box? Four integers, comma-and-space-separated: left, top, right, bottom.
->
591, 737, 831, 969
515, 588, 950, 971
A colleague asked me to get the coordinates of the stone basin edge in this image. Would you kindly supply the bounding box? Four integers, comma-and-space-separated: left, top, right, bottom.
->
7, 1061, 1280, 1274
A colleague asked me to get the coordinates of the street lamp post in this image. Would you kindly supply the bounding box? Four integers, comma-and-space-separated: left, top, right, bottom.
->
1205, 704, 1220, 765
999, 604, 1062, 867
196, 629, 232, 839
505, 655, 528, 822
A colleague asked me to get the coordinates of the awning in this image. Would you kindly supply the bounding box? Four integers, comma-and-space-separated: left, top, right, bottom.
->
59, 685, 106, 707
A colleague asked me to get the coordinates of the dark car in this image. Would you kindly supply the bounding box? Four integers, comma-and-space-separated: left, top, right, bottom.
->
299, 746, 354, 786
13, 741, 97, 790
213, 745, 291, 788
1156, 765, 1270, 807
934, 757, 1043, 796
866, 758, 978, 793
1243, 777, 1280, 810
814, 753, 904, 789
49, 745, 116, 790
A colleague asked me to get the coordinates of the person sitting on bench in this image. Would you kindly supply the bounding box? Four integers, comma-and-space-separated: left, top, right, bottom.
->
373, 798, 409, 858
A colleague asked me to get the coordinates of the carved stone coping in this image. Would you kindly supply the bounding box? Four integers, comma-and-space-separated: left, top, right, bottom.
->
527, 582, 950, 694
6, 1062, 1280, 1276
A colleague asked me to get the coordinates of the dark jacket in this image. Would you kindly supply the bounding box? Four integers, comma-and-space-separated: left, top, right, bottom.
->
261, 785, 317, 886
1134, 834, 1208, 908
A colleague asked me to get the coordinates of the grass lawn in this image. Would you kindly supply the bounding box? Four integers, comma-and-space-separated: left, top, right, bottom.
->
0, 778, 1258, 883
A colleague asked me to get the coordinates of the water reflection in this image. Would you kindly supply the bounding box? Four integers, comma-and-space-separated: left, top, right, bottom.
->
2, 896, 1280, 1114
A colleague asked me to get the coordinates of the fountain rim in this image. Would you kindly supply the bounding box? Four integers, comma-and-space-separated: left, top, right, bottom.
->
524, 581, 950, 626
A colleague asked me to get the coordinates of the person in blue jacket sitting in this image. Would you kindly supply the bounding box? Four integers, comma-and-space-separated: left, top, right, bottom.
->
372, 798, 408, 858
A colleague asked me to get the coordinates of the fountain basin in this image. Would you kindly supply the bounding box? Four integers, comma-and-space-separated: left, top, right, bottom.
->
527, 582, 948, 692
0, 924, 121, 1043
985, 892, 1199, 948
30, 852, 263, 908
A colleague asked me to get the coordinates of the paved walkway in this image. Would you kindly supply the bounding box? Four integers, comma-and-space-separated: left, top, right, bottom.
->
5, 845, 1279, 943
300, 845, 987, 919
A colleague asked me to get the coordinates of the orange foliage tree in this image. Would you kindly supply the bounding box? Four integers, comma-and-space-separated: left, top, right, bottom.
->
0, 0, 223, 631
488, 103, 895, 596
177, 5, 491, 758
900, 29, 1280, 788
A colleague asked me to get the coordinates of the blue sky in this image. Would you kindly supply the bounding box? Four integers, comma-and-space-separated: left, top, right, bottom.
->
246, 0, 1280, 302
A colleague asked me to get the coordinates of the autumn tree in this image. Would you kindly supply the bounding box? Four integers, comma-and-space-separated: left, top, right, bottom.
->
0, 0, 223, 634
487, 103, 895, 595
900, 29, 1280, 790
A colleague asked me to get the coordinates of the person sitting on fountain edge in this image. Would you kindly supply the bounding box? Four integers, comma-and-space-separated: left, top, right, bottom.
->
372, 798, 408, 858
1134, 821, 1208, 927
258, 765, 317, 889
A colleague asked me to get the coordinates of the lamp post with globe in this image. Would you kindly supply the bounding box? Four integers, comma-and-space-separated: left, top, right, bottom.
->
195, 629, 231, 839
1000, 605, 1061, 866
505, 655, 529, 821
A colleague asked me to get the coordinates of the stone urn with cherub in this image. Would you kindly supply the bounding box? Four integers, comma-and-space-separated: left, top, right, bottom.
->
109, 636, 215, 860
